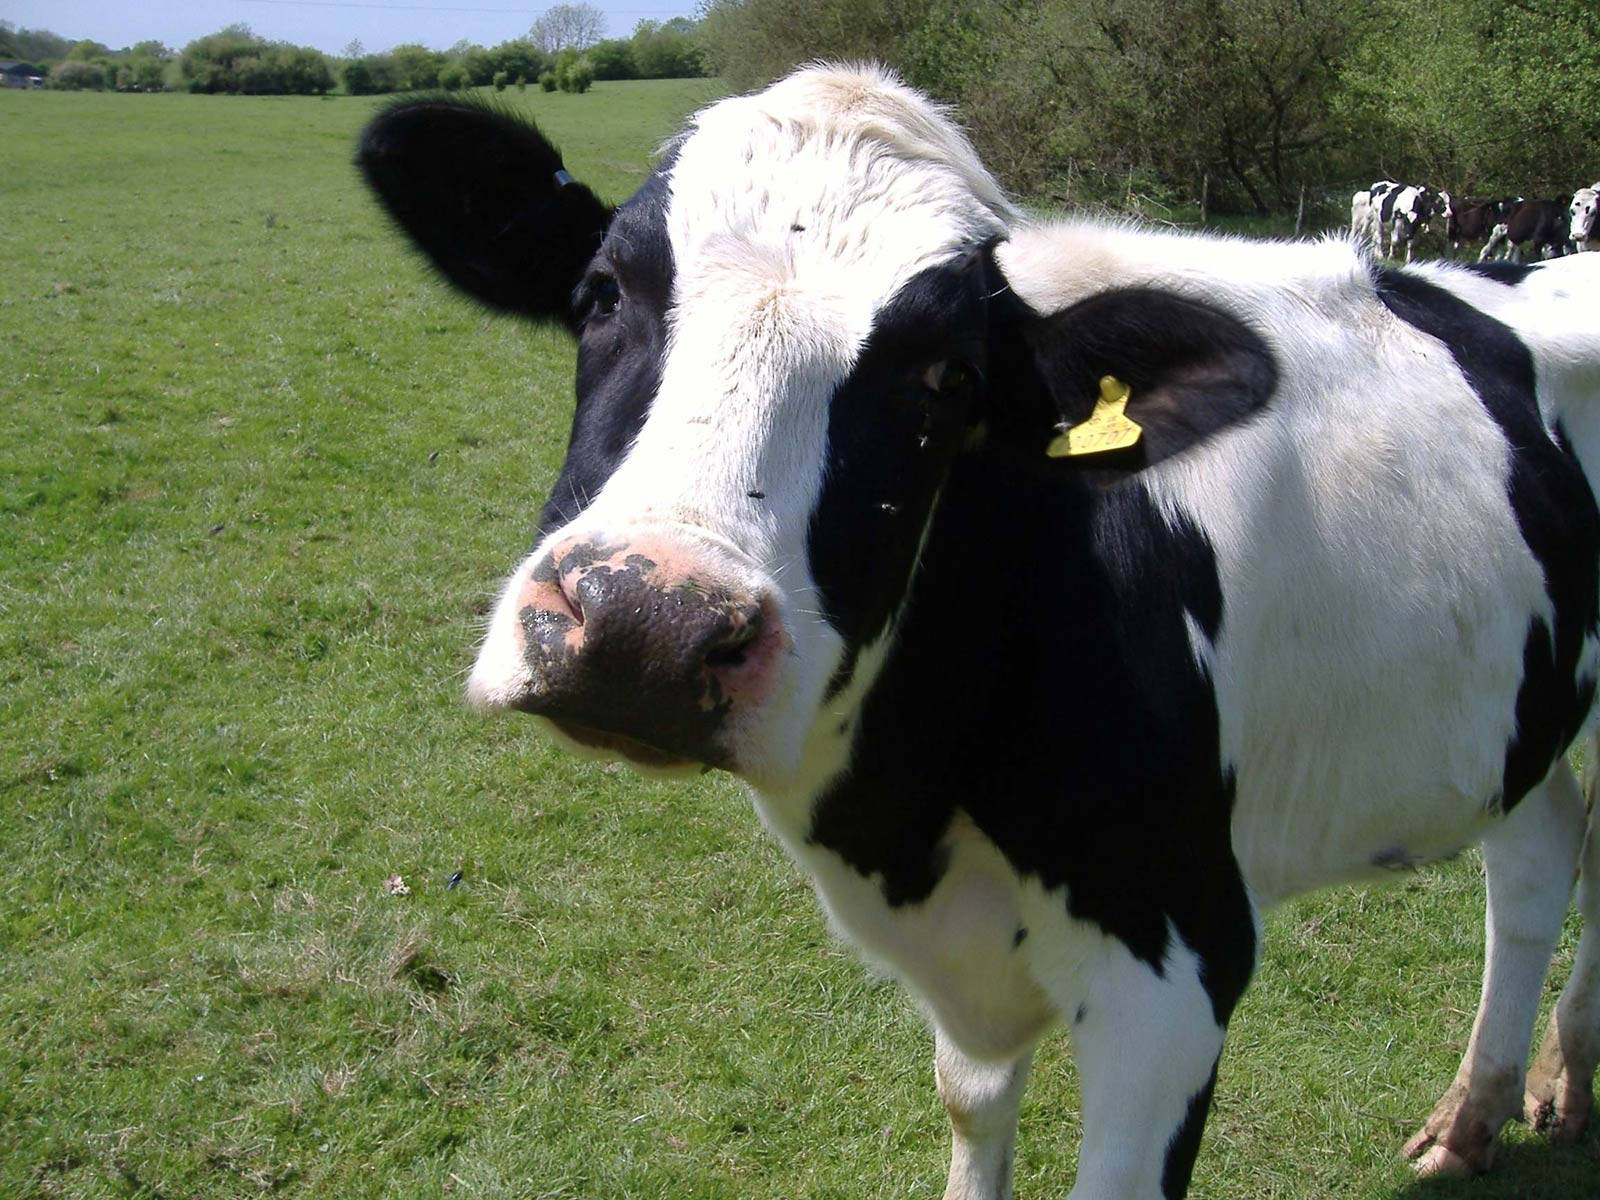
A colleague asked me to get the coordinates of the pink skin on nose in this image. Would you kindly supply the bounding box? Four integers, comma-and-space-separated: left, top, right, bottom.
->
509, 532, 790, 767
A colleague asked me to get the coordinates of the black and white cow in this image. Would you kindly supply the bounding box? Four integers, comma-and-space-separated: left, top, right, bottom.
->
361, 67, 1600, 1199
1351, 179, 1444, 262
1572, 184, 1600, 252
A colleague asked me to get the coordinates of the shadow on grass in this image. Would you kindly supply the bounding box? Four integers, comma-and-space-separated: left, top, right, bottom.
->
1387, 1132, 1600, 1200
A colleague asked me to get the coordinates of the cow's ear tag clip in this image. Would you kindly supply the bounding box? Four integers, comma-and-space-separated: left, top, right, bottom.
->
1047, 375, 1142, 458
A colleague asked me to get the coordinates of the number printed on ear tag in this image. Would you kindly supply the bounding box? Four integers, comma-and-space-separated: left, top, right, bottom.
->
1046, 375, 1143, 458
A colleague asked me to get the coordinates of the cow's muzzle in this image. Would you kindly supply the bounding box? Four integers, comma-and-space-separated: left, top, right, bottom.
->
482, 533, 786, 769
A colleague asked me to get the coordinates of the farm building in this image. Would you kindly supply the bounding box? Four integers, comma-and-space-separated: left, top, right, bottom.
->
0, 61, 44, 88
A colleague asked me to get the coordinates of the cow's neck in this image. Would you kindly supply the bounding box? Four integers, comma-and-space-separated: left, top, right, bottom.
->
793, 452, 1234, 907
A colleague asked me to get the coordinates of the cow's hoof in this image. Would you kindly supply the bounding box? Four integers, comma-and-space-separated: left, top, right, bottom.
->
1402, 1088, 1505, 1177
1402, 1132, 1482, 1178
1525, 1072, 1594, 1145
1524, 1016, 1596, 1145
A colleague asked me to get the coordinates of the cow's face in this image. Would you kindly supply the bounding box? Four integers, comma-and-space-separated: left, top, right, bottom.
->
362, 68, 1017, 789
1572, 188, 1599, 244
361, 69, 1274, 791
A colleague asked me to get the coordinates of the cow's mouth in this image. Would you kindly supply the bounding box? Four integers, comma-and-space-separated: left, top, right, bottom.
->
548, 718, 716, 773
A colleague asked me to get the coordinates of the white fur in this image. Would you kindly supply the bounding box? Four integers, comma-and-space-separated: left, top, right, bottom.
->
1572, 185, 1600, 252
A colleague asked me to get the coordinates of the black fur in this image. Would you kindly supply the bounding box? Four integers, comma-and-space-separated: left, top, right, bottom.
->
539, 163, 678, 540
358, 98, 612, 329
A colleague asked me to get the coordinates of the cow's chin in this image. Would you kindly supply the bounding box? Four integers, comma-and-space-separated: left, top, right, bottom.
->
540, 717, 718, 778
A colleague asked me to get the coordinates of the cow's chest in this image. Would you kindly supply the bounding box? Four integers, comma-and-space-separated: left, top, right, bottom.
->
771, 810, 1060, 1059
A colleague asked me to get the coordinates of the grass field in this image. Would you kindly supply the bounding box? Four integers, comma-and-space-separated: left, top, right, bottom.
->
2, 81, 1595, 1199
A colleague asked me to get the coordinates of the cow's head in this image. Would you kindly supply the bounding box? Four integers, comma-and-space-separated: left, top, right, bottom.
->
359, 66, 1271, 792
1571, 186, 1599, 246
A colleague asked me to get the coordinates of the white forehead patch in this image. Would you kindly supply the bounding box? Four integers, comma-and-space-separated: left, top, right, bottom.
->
664, 64, 1017, 328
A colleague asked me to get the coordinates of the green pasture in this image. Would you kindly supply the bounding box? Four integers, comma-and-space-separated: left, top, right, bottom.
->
1, 82, 1594, 1199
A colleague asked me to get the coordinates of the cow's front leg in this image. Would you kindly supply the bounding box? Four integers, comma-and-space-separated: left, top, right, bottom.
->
1062, 938, 1232, 1200
936, 1029, 1033, 1200
1404, 761, 1587, 1175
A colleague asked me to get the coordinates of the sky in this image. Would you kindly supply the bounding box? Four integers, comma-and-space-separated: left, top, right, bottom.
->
1, 0, 700, 57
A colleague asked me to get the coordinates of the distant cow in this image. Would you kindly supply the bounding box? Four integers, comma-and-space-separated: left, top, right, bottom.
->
1353, 179, 1443, 261
1446, 196, 1518, 257
363, 67, 1600, 1199
1572, 185, 1600, 252
1484, 198, 1574, 262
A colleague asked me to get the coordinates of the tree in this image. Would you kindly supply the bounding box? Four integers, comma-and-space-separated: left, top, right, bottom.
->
66, 39, 112, 61
1340, 0, 1600, 193
587, 39, 636, 80
389, 43, 445, 90
530, 3, 607, 53
631, 17, 705, 78
485, 38, 545, 84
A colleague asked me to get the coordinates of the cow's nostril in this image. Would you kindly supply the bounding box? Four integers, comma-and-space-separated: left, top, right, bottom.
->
706, 607, 763, 670
706, 636, 751, 669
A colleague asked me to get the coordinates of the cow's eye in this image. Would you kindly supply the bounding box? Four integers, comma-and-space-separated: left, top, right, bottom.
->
588, 274, 622, 320
922, 359, 978, 396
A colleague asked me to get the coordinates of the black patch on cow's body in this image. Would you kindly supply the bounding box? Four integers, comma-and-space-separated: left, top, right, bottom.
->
1373, 267, 1600, 810
806, 269, 1265, 1025
1376, 185, 1400, 226
1162, 1059, 1220, 1200
537, 163, 678, 539
1459, 260, 1536, 286
806, 448, 1256, 1023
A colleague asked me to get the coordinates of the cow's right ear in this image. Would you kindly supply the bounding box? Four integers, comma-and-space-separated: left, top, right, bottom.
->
358, 99, 613, 332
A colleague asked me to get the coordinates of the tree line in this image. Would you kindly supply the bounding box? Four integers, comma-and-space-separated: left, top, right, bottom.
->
0, 6, 707, 98
698, 0, 1600, 216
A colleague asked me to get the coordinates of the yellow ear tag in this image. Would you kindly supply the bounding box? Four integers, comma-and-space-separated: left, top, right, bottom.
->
1046, 375, 1143, 458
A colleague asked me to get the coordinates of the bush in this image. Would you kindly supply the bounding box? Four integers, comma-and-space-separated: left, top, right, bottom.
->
343, 53, 404, 94
538, 71, 556, 92
438, 61, 469, 91
516, 74, 527, 91
492, 70, 508, 91
587, 39, 636, 80
50, 58, 108, 90
560, 59, 593, 93
177, 25, 335, 94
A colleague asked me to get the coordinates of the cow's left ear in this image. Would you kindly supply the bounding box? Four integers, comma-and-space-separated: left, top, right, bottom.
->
358, 98, 613, 332
993, 285, 1278, 476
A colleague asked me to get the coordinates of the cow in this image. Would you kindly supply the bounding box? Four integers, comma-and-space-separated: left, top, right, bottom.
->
1349, 180, 1392, 253
1445, 195, 1518, 257
1483, 197, 1574, 262
1352, 179, 1443, 261
360, 66, 1600, 1200
1573, 184, 1600, 252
